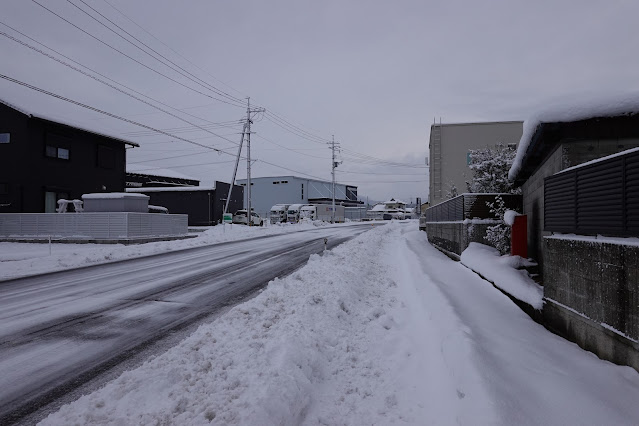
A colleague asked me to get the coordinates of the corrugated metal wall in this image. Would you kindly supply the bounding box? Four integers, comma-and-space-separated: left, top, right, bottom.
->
0, 213, 188, 239
545, 150, 639, 236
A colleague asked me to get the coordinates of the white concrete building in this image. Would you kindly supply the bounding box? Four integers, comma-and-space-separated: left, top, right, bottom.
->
429, 121, 523, 207
236, 176, 360, 218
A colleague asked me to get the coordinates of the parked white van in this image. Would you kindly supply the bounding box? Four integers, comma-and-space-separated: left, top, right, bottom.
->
286, 204, 308, 223
269, 204, 290, 224
299, 205, 317, 221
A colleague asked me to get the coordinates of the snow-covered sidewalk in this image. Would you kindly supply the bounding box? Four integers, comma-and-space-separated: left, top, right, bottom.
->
39, 223, 639, 425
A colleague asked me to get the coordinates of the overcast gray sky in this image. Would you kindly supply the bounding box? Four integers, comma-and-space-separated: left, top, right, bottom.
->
2, 0, 639, 202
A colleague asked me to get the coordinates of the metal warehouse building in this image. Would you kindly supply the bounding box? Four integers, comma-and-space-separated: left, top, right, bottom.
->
236, 176, 360, 218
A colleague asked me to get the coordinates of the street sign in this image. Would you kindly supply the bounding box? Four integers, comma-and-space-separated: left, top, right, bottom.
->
223, 213, 233, 224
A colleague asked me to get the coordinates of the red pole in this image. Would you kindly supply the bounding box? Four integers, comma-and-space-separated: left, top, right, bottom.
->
511, 215, 528, 258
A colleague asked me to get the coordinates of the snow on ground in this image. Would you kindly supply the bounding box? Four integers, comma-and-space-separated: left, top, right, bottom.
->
0, 221, 337, 281
460, 242, 543, 309
39, 223, 639, 426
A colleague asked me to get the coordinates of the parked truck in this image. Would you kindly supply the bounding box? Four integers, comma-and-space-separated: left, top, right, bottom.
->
299, 205, 317, 221
269, 204, 290, 224
286, 204, 308, 223
315, 204, 345, 223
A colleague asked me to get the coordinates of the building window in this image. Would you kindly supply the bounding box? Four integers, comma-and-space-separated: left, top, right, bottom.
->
0, 183, 8, 194
281, 180, 288, 183
273, 181, 280, 184
0, 133, 9, 143
301, 183, 304, 200
45, 145, 70, 160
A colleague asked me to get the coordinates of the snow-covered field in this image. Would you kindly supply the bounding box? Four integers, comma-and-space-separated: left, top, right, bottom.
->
38, 222, 639, 426
0, 221, 343, 281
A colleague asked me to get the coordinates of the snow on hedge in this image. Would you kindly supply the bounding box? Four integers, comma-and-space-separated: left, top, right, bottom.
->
509, 92, 639, 181
460, 242, 542, 309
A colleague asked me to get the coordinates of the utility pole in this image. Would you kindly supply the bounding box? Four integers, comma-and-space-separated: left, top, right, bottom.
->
246, 98, 252, 224
328, 135, 341, 224
223, 97, 264, 225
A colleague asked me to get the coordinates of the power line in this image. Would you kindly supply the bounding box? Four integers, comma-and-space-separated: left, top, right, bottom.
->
0, 26, 243, 148
68, 0, 245, 105
0, 73, 234, 153
337, 170, 428, 176
101, 0, 247, 101
0, 73, 331, 182
30, 0, 245, 108
0, 21, 237, 128
254, 133, 331, 160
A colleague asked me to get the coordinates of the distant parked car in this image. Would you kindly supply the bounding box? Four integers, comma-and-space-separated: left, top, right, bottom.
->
232, 210, 264, 226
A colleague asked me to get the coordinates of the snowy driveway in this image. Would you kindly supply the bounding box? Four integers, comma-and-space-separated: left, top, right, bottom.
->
0, 223, 374, 425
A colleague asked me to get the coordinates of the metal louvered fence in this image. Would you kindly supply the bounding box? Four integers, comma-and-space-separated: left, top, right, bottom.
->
545, 149, 639, 236
424, 193, 522, 222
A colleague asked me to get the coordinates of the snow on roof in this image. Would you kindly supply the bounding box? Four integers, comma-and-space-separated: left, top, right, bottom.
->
127, 186, 215, 193
82, 192, 148, 199
509, 92, 639, 181
126, 163, 199, 182
0, 98, 31, 116
0, 97, 139, 147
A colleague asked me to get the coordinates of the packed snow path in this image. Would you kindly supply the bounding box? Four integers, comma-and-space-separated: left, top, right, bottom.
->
0, 224, 375, 425
37, 222, 639, 425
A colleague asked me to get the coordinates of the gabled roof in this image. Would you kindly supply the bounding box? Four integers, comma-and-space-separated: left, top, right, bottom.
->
0, 98, 139, 147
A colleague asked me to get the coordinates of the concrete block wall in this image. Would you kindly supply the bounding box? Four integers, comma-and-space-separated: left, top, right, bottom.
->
543, 237, 639, 371
425, 221, 498, 256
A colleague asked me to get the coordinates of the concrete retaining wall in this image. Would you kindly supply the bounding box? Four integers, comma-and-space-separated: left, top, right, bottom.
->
544, 236, 639, 370
424, 221, 499, 257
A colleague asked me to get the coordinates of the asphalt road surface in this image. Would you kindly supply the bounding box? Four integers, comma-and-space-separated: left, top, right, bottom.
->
0, 223, 375, 425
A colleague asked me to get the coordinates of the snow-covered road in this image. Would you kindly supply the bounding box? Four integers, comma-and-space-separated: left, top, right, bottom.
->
0, 223, 374, 425
36, 222, 639, 426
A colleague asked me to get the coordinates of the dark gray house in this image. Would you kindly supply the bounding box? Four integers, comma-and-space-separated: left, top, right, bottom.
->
127, 181, 243, 226
510, 113, 639, 268
0, 99, 138, 213
510, 111, 639, 371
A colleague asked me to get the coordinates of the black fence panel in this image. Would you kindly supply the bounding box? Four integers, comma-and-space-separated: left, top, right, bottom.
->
545, 149, 639, 237
424, 193, 522, 222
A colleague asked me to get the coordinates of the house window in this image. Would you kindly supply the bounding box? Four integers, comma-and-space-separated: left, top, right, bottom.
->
45, 145, 70, 160
0, 133, 9, 143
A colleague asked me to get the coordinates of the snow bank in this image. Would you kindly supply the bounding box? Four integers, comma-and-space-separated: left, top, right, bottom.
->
509, 92, 639, 181
0, 222, 340, 281
38, 223, 432, 425
460, 242, 542, 309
